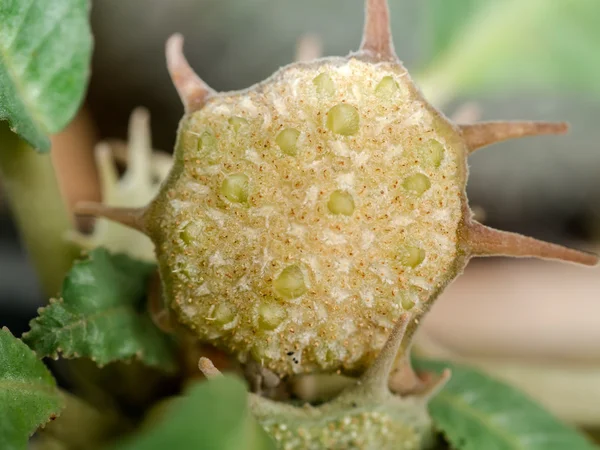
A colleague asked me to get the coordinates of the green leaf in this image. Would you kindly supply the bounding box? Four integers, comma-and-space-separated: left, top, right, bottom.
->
0, 327, 63, 450
23, 248, 176, 372
418, 0, 600, 106
114, 376, 276, 450
415, 359, 598, 450
0, 0, 93, 151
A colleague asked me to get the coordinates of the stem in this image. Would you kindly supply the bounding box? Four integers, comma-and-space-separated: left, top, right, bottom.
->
0, 122, 78, 297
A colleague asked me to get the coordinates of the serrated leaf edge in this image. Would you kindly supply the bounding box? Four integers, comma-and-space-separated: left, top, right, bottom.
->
1, 327, 65, 437
24, 300, 168, 368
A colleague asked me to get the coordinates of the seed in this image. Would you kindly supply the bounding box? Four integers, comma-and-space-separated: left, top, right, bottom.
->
401, 296, 415, 310
313, 72, 335, 95
258, 301, 287, 330
180, 222, 202, 244
421, 139, 445, 168
214, 303, 234, 325
375, 76, 399, 98
221, 173, 249, 203
326, 104, 360, 136
228, 116, 248, 132
399, 287, 420, 311
276, 128, 301, 156
274, 265, 307, 299
399, 246, 425, 268
328, 190, 355, 216
197, 131, 217, 152
180, 229, 193, 245
402, 173, 431, 196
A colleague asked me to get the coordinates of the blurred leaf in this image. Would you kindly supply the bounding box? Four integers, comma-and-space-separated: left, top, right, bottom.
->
415, 359, 598, 450
418, 0, 600, 105
0, 327, 63, 450
38, 391, 129, 450
0, 0, 92, 152
29, 435, 68, 450
114, 376, 276, 450
23, 248, 176, 371
63, 358, 180, 418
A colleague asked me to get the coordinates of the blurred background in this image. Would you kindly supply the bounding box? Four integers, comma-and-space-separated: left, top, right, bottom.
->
1, 0, 599, 430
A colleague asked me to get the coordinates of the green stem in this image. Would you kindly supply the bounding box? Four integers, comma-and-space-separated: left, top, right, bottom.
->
0, 122, 78, 297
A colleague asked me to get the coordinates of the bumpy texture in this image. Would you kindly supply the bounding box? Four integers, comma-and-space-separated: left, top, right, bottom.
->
146, 57, 468, 375
197, 314, 437, 450
79, 0, 596, 383
261, 405, 426, 450
77, 1, 597, 447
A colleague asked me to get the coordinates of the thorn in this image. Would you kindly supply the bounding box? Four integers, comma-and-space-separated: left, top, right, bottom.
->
359, 0, 397, 60
125, 107, 152, 184
352, 313, 412, 400
166, 33, 215, 113
74, 202, 147, 233
460, 121, 569, 154
419, 369, 451, 403
198, 357, 222, 379
295, 33, 323, 62
464, 220, 598, 266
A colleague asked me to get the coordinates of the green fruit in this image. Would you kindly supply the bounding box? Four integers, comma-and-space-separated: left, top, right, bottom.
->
149, 48, 468, 375
79, 0, 597, 380
77, 0, 598, 447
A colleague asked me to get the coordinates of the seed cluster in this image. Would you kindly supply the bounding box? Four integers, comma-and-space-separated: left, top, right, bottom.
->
148, 57, 467, 375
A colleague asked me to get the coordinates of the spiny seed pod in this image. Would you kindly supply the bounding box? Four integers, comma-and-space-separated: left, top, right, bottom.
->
77, 0, 598, 378
199, 314, 448, 450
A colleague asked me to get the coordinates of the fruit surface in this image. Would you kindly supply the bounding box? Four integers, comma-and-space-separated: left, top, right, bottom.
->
146, 54, 469, 375
78, 0, 597, 379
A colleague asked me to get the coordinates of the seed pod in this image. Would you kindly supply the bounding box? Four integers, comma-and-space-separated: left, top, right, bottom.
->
199, 314, 449, 449
76, 0, 598, 381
